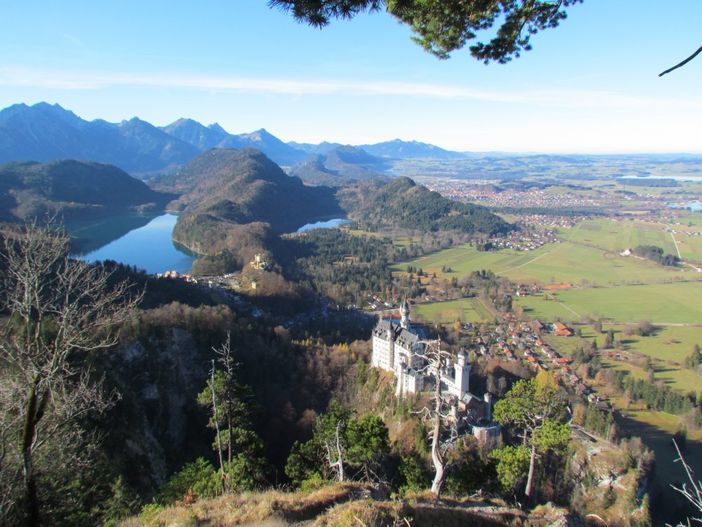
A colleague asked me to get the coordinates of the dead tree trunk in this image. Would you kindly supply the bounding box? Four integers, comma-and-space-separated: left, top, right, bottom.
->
430, 379, 445, 498
525, 441, 537, 501
326, 421, 345, 482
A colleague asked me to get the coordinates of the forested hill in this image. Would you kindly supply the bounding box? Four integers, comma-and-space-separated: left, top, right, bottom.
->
339, 176, 513, 235
168, 148, 343, 271
164, 148, 341, 231
0, 160, 170, 222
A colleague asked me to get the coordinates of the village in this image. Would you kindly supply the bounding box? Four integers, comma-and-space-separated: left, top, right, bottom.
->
423, 179, 626, 211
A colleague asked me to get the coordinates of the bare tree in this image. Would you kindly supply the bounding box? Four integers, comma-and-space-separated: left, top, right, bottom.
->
0, 223, 139, 526
418, 339, 459, 499
671, 439, 702, 526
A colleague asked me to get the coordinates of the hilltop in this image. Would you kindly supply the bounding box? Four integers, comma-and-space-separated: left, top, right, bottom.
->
339, 177, 513, 236
289, 145, 388, 186
163, 148, 342, 272
164, 148, 341, 232
0, 159, 170, 222
359, 138, 465, 159
163, 118, 307, 166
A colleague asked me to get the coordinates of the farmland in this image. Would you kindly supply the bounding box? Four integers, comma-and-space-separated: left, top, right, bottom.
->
400, 227, 701, 288
566, 218, 678, 255
515, 282, 702, 324
402, 216, 702, 326
411, 297, 494, 324
400, 179, 702, 520
401, 213, 702, 479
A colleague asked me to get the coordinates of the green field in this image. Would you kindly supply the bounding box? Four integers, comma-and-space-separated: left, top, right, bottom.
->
547, 322, 701, 394
402, 216, 702, 289
412, 297, 494, 324
402, 240, 698, 289
677, 212, 702, 228
618, 325, 702, 364
679, 238, 702, 263
515, 282, 702, 324
567, 218, 678, 255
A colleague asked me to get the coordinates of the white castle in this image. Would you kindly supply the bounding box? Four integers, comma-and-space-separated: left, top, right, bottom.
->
371, 300, 471, 398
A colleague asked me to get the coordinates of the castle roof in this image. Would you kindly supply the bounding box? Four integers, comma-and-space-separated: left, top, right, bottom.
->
373, 319, 420, 349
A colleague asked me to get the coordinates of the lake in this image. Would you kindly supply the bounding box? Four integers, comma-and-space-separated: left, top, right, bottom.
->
667, 201, 702, 212
68, 214, 349, 275
296, 218, 350, 232
71, 213, 195, 274
620, 174, 702, 182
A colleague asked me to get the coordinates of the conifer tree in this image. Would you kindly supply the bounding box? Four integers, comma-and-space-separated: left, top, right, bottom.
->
493, 372, 570, 501
197, 333, 269, 493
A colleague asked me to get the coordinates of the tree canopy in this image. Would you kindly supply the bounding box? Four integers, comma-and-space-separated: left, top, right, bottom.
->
271, 1, 700, 75
492, 372, 570, 500
270, 0, 583, 63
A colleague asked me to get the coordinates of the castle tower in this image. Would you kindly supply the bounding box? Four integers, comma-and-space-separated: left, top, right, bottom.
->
400, 298, 410, 329
484, 392, 493, 422
386, 325, 395, 371
454, 350, 471, 398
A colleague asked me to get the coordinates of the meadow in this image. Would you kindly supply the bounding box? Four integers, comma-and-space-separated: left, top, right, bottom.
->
546, 321, 701, 389
403, 216, 702, 286
515, 282, 702, 324
566, 218, 678, 255
411, 297, 494, 324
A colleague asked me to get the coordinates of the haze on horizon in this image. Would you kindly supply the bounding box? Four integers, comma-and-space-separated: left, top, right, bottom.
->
1, 0, 701, 154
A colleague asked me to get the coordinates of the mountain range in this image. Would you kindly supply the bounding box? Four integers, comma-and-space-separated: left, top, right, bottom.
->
0, 102, 469, 176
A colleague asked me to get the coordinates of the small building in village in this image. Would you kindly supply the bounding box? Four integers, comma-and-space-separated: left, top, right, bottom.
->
553, 322, 574, 337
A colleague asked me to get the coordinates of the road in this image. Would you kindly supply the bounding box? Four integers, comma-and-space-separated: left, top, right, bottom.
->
670, 230, 682, 259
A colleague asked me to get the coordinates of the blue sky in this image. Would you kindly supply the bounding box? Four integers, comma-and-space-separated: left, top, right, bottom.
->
1, 0, 701, 153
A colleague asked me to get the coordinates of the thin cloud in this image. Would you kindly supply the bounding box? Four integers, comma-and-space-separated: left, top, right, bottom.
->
0, 66, 698, 110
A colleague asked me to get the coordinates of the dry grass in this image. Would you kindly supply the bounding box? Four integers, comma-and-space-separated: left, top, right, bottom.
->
121, 477, 606, 527
120, 483, 371, 527
313, 491, 526, 527
119, 482, 542, 527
